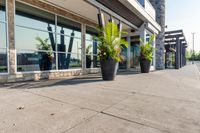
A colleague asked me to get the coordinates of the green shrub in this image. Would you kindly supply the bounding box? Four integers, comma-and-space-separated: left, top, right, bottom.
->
95, 22, 129, 62
140, 35, 155, 61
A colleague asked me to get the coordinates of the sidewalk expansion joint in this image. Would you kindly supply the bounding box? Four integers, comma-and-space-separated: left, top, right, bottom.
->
100, 111, 170, 133
21, 90, 100, 113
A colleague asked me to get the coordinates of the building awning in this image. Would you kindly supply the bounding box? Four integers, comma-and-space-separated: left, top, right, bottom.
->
165, 30, 188, 47
95, 0, 144, 28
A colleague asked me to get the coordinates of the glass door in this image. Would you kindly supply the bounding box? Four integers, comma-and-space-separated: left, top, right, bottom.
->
130, 36, 140, 69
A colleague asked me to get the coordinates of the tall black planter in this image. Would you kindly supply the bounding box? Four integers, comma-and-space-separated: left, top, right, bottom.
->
140, 60, 151, 73
39, 54, 52, 71
86, 55, 92, 68
100, 59, 118, 81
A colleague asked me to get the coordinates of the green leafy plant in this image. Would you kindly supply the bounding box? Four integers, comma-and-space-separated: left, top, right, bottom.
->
36, 36, 53, 58
35, 37, 52, 55
140, 34, 155, 61
86, 44, 92, 55
95, 22, 129, 62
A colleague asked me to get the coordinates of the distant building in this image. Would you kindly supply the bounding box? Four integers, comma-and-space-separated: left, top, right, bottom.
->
165, 30, 188, 69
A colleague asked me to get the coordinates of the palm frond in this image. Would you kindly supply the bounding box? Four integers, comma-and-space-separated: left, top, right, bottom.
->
140, 34, 155, 61
95, 22, 129, 62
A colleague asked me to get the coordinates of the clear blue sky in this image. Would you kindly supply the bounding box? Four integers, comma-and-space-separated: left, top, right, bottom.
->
166, 0, 200, 52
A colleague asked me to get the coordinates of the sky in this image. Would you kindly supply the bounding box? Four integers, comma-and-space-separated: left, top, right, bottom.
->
166, 0, 200, 52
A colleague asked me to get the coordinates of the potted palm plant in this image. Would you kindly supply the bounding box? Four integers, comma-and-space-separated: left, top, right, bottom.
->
86, 44, 92, 68
140, 35, 155, 73
95, 22, 128, 81
36, 37, 53, 71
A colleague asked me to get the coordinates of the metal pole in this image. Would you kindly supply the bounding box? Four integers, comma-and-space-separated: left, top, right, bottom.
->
192, 33, 195, 64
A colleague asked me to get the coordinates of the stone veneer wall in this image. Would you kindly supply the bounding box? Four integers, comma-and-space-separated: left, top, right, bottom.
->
0, 69, 100, 83
149, 0, 166, 70
0, 0, 100, 83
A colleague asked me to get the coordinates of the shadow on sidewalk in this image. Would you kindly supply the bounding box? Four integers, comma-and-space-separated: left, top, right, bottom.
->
0, 75, 103, 89
117, 71, 141, 75
0, 71, 142, 89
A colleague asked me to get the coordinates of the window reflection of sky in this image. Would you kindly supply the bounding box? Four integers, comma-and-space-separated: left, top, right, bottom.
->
0, 23, 7, 48
15, 14, 82, 58
0, 0, 7, 72
0, 10, 6, 21
0, 0, 6, 21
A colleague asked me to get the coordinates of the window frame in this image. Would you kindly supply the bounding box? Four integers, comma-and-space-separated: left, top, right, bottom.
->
0, 0, 9, 75
85, 25, 100, 68
15, 1, 85, 72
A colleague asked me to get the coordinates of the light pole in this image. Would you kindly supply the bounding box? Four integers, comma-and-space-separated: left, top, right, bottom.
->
192, 33, 195, 64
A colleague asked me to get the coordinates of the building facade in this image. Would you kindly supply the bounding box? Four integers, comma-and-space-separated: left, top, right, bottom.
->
0, 0, 162, 83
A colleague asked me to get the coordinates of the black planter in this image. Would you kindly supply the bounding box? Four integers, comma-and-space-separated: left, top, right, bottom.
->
39, 54, 52, 71
86, 55, 92, 68
140, 59, 151, 73
100, 59, 118, 81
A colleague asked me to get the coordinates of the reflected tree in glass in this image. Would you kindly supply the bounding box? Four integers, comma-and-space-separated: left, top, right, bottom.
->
36, 37, 53, 70
86, 44, 92, 68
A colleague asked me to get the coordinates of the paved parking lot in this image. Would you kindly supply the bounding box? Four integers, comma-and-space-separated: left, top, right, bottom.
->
0, 64, 200, 133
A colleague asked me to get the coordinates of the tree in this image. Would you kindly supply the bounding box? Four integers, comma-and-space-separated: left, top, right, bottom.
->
187, 49, 200, 61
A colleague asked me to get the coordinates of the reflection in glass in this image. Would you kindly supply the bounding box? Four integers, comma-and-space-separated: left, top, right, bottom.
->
15, 2, 85, 72
0, 0, 6, 21
130, 36, 140, 69
0, 0, 6, 68
146, 34, 154, 65
119, 45, 127, 69
58, 52, 81, 69
86, 26, 98, 40
57, 34, 82, 54
17, 50, 56, 72
0, 23, 7, 48
165, 52, 175, 69
0, 48, 7, 72
86, 54, 100, 68
16, 27, 56, 51
57, 16, 81, 38
15, 2, 55, 32
86, 40, 99, 68
86, 26, 98, 68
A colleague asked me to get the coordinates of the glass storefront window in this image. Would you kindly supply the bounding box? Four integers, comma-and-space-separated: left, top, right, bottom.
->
17, 50, 56, 72
86, 26, 99, 68
15, 27, 56, 51
57, 35, 82, 54
56, 35, 82, 70
15, 2, 84, 72
0, 23, 7, 48
56, 16, 82, 70
129, 36, 140, 69
15, 2, 55, 32
57, 16, 81, 38
16, 2, 56, 72
0, 48, 7, 73
0, 0, 6, 21
119, 45, 128, 69
0, 0, 7, 73
146, 33, 155, 66
57, 52, 81, 69
165, 52, 175, 69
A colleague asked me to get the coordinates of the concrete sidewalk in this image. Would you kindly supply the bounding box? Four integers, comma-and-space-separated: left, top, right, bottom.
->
1, 64, 200, 133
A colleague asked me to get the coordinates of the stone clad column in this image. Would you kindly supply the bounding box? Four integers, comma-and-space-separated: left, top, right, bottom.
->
149, 0, 166, 70
81, 23, 86, 74
7, 0, 16, 75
